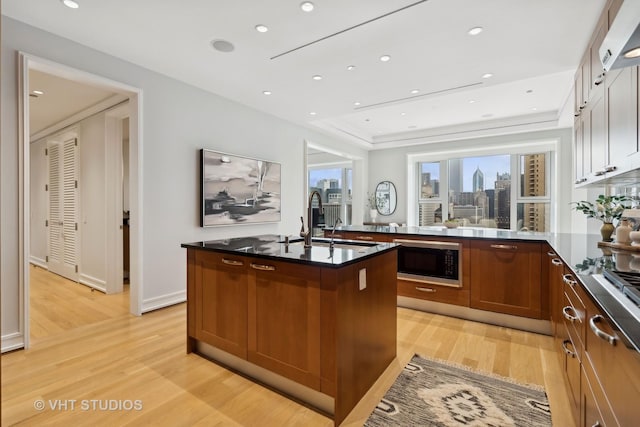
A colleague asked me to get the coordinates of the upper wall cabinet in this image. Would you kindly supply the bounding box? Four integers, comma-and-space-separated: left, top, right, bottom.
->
574, 0, 640, 187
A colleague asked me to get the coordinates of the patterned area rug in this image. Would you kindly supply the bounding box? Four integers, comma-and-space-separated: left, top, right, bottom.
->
365, 355, 551, 427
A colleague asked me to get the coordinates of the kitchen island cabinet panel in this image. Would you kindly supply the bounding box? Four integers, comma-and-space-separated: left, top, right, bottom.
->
469, 240, 543, 318
248, 260, 322, 390
191, 250, 248, 359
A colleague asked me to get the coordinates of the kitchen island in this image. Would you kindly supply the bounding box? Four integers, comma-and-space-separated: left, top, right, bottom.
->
181, 235, 398, 426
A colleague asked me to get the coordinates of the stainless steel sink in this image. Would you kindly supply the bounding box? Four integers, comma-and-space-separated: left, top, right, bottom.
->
280, 238, 378, 249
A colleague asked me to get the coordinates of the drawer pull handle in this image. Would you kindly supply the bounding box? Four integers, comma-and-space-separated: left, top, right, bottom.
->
561, 340, 576, 358
591, 422, 601, 427
222, 259, 244, 266
562, 306, 579, 322
547, 251, 556, 257
552, 259, 563, 266
416, 287, 436, 293
356, 235, 374, 240
589, 315, 617, 345
562, 274, 577, 287
490, 244, 517, 250
250, 263, 276, 271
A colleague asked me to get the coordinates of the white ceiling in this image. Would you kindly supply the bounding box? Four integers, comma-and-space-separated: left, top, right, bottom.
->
28, 70, 117, 135
5, 0, 606, 149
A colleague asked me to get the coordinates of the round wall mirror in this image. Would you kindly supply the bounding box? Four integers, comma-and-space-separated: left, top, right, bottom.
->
375, 181, 397, 215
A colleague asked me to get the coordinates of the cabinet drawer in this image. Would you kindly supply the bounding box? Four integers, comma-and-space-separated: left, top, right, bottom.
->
397, 279, 469, 307
562, 272, 586, 355
582, 356, 617, 427
560, 323, 582, 418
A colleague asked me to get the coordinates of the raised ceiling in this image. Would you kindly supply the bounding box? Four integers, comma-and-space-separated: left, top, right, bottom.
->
4, 0, 606, 149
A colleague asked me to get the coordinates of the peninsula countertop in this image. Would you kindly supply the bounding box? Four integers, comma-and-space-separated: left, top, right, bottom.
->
333, 225, 640, 351
181, 234, 398, 268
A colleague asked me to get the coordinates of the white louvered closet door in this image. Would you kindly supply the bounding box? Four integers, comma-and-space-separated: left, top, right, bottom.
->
48, 137, 79, 281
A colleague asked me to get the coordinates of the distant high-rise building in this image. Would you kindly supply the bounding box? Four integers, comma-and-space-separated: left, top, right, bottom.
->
473, 166, 484, 192
521, 154, 547, 231
494, 172, 511, 229
449, 159, 463, 194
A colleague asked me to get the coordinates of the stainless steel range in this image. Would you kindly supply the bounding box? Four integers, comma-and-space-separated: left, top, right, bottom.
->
592, 270, 640, 324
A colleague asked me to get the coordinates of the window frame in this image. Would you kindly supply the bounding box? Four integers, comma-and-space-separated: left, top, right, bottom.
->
408, 141, 556, 231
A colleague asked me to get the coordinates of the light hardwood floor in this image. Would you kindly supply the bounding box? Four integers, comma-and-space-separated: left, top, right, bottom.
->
1, 266, 574, 426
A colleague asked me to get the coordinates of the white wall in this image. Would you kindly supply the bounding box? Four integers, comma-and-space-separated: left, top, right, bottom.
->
1, 17, 366, 350
368, 128, 577, 232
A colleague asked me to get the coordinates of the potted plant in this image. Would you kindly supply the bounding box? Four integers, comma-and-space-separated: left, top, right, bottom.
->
571, 194, 632, 242
367, 192, 382, 221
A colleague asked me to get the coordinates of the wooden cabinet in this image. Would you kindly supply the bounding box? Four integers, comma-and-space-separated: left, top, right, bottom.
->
189, 250, 249, 359
546, 247, 564, 335
247, 259, 322, 390
469, 240, 543, 318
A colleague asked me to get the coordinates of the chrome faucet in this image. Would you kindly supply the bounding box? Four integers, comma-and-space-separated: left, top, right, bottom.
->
302, 190, 323, 248
329, 217, 343, 250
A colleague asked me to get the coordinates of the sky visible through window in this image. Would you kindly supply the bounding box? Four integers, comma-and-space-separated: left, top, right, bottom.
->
421, 155, 510, 191
309, 168, 341, 187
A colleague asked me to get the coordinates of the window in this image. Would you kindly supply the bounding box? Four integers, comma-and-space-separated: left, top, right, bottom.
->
309, 167, 352, 226
416, 152, 551, 231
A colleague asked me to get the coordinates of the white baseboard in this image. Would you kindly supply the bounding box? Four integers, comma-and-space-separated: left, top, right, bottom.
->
79, 273, 107, 293
2, 332, 25, 353
29, 256, 47, 269
142, 290, 186, 313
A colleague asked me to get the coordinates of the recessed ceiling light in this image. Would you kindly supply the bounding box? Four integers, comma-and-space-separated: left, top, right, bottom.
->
312, 74, 323, 81
468, 26, 483, 36
400, 112, 406, 116
410, 89, 419, 94
309, 111, 317, 116
33, 90, 44, 95
211, 39, 235, 53
300, 1, 314, 12
263, 90, 272, 95
255, 25, 269, 33
468, 100, 475, 104
347, 65, 356, 71
61, 0, 79, 9
354, 102, 361, 106
380, 55, 391, 62
526, 89, 533, 94
365, 118, 371, 122
482, 73, 493, 79
532, 107, 538, 111
624, 47, 640, 58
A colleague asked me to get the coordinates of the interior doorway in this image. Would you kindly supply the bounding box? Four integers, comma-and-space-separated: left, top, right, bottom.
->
20, 53, 143, 348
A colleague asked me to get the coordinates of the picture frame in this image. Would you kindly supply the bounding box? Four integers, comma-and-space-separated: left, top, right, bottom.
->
200, 149, 281, 226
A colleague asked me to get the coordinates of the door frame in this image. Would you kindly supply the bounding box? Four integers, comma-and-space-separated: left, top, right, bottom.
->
19, 52, 144, 349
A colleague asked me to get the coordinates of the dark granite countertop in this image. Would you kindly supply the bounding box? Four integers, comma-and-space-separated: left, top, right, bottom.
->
181, 234, 398, 268
334, 224, 552, 241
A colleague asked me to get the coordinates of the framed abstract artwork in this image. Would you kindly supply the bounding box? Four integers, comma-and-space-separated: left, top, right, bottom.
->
200, 149, 281, 226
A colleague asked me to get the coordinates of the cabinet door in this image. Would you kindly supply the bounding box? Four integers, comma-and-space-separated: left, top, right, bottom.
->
590, 90, 607, 175
193, 251, 248, 358
589, 20, 607, 98
607, 66, 639, 173
560, 323, 581, 423
574, 117, 585, 184
247, 259, 322, 390
470, 240, 542, 318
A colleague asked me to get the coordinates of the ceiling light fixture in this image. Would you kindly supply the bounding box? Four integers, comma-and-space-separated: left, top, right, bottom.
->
400, 112, 406, 116
263, 90, 272, 95
300, 1, 314, 12
61, 0, 79, 9
526, 89, 533, 93
468, 100, 475, 104
410, 89, 419, 94
624, 47, 640, 58
347, 65, 356, 71
210, 39, 235, 53
482, 73, 493, 79
312, 75, 323, 80
255, 25, 269, 33
309, 111, 317, 116
380, 55, 391, 62
354, 102, 361, 106
468, 26, 483, 36
33, 90, 44, 95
